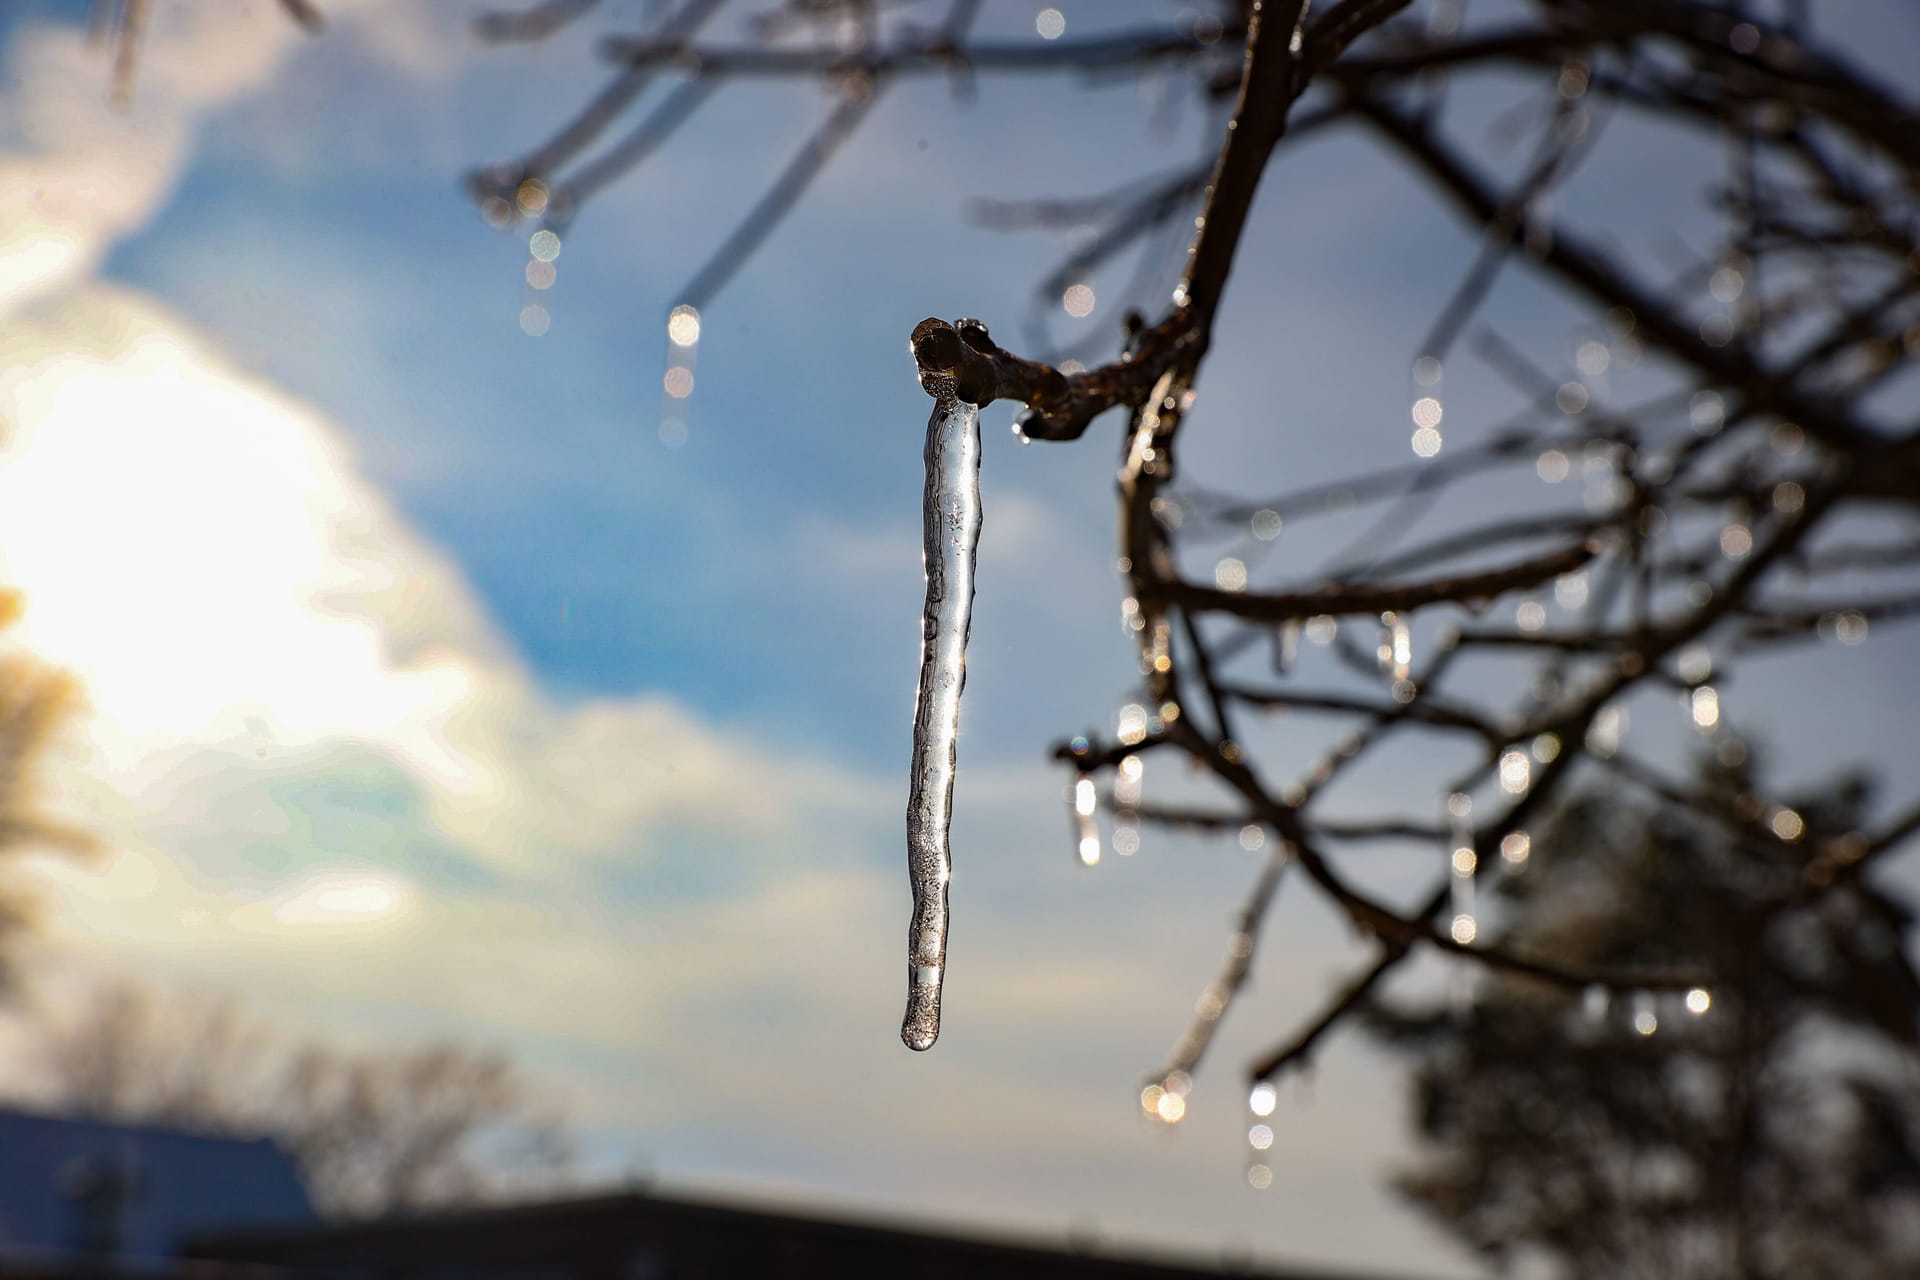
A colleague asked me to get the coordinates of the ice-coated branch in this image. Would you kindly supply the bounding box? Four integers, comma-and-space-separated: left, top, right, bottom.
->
1248, 941, 1409, 1082
1159, 540, 1598, 623
1145, 842, 1290, 1089
1161, 701, 1708, 992
597, 28, 1231, 77
473, 0, 600, 42
907, 313, 1202, 442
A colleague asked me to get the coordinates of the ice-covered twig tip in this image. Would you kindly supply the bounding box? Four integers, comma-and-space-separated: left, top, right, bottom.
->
901, 319, 994, 1051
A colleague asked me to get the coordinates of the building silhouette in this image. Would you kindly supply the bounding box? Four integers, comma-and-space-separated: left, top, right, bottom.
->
0, 1107, 1415, 1280
0, 1106, 313, 1270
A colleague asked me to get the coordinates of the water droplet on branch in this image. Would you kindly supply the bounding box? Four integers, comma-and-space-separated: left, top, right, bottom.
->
667, 304, 701, 347
1499, 751, 1531, 794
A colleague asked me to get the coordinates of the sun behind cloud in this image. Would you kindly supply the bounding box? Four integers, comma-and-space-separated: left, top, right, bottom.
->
1, 278, 882, 881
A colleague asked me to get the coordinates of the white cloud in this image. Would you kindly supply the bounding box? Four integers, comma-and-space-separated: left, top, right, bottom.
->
0, 284, 881, 880
0, 3, 902, 1092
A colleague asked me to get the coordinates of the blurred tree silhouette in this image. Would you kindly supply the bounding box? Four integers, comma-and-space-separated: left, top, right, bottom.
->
27, 981, 575, 1217
1365, 759, 1920, 1278
0, 590, 94, 988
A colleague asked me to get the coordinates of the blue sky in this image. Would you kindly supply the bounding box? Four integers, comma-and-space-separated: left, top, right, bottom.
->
2, 2, 1917, 1277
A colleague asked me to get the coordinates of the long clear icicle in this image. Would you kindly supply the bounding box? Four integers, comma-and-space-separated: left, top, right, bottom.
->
902, 390, 982, 1051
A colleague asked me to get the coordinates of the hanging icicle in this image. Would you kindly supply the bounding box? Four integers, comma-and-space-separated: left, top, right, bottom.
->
902, 390, 982, 1050
1112, 754, 1143, 855
1448, 793, 1477, 946
1071, 775, 1101, 867
902, 319, 994, 1052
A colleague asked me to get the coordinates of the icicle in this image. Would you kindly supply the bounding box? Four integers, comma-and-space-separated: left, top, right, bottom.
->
1143, 614, 1173, 675
1071, 775, 1101, 867
1689, 685, 1721, 732
1410, 356, 1444, 457
1273, 619, 1301, 674
1244, 1113, 1274, 1182
1446, 800, 1476, 1021
1632, 991, 1659, 1037
1112, 754, 1143, 856
1378, 611, 1412, 681
1447, 794, 1477, 950
902, 391, 983, 1052
1587, 704, 1626, 758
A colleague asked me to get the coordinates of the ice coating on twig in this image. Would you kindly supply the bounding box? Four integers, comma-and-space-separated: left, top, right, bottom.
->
902, 389, 982, 1051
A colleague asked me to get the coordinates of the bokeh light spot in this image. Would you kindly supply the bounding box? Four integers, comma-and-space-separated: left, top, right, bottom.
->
1500, 751, 1531, 794
515, 178, 549, 217
668, 304, 702, 346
